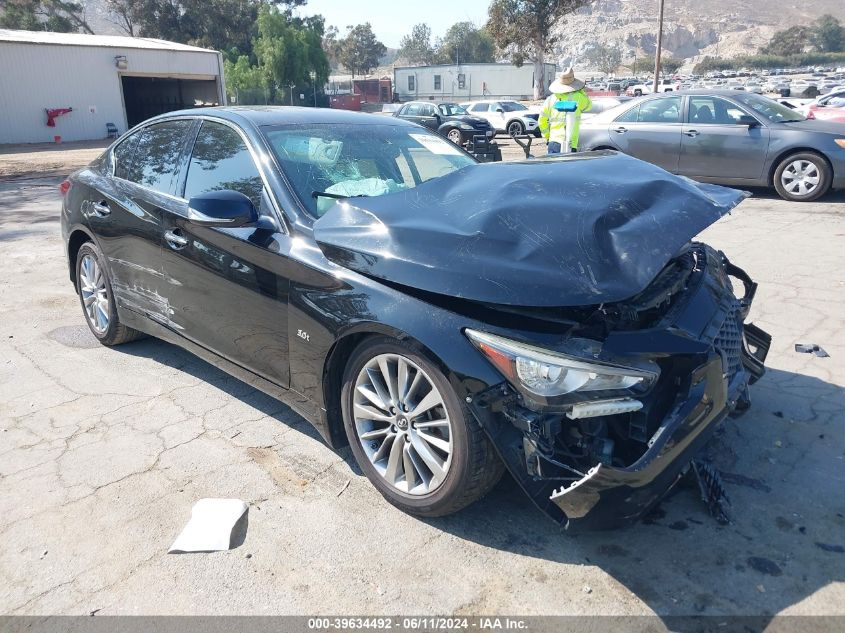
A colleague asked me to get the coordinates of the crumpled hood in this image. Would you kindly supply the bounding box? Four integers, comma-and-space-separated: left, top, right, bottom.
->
313, 151, 747, 307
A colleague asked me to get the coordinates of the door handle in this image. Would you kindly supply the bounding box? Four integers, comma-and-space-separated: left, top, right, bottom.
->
612, 126, 627, 134
164, 229, 188, 250
684, 129, 700, 137
92, 201, 110, 217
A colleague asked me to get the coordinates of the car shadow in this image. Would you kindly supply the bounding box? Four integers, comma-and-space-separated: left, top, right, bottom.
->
111, 335, 844, 624
743, 185, 845, 205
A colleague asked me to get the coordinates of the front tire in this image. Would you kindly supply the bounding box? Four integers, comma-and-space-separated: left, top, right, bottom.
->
773, 152, 831, 202
446, 128, 463, 145
75, 241, 143, 346
341, 337, 503, 517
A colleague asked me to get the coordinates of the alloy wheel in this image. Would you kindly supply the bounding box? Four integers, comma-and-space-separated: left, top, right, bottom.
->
79, 253, 109, 333
507, 121, 523, 136
353, 353, 453, 495
780, 159, 820, 197
447, 129, 462, 144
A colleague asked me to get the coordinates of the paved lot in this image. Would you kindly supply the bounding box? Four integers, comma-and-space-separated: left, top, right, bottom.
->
1, 155, 844, 620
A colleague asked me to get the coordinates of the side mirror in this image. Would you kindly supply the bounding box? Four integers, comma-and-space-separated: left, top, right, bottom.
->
495, 107, 504, 113
737, 115, 759, 127
187, 190, 259, 227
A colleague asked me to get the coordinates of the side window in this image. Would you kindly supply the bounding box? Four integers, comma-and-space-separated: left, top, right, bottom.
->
408, 75, 415, 91
457, 73, 466, 89
406, 103, 422, 116
689, 97, 743, 124
615, 104, 640, 123
421, 104, 435, 116
470, 103, 487, 112
127, 120, 193, 194
637, 97, 681, 123
183, 121, 263, 208
112, 130, 141, 180
434, 74, 441, 90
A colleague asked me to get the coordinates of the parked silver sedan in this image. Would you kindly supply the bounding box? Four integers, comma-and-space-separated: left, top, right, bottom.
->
578, 90, 845, 201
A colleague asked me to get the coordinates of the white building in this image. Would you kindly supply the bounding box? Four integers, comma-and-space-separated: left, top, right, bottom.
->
0, 29, 226, 144
393, 62, 557, 102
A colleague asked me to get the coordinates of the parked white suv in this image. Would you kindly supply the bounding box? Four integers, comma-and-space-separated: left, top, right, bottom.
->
626, 79, 681, 97
460, 100, 541, 137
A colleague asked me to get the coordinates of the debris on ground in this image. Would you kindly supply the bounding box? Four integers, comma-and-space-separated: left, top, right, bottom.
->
794, 343, 830, 357
169, 498, 248, 553
336, 479, 351, 497
691, 460, 731, 525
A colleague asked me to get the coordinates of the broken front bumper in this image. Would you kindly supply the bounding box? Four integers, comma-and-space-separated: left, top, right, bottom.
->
469, 250, 771, 532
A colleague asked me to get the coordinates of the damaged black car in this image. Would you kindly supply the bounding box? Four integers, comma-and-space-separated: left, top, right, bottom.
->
60, 107, 771, 531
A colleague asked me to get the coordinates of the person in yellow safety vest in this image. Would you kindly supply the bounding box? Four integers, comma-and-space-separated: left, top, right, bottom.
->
538, 67, 592, 154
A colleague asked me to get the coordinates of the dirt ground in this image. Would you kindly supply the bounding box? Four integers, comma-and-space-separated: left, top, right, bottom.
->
0, 140, 110, 180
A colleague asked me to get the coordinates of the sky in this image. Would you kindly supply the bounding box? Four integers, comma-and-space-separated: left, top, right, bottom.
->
298, 0, 491, 49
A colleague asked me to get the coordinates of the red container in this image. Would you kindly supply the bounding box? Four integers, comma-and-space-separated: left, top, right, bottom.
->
329, 94, 362, 111
54, 135, 62, 143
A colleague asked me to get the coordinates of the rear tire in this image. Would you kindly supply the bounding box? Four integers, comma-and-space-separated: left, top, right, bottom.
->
507, 120, 524, 136
75, 241, 143, 346
773, 152, 831, 202
341, 336, 503, 517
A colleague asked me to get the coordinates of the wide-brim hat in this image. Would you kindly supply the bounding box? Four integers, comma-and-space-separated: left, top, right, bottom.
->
549, 67, 585, 93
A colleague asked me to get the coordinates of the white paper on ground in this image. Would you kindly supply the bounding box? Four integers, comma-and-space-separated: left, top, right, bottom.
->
168, 498, 248, 553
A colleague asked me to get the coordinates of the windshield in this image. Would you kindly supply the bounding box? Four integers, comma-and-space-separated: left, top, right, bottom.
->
439, 103, 467, 116
732, 93, 806, 122
499, 101, 528, 112
262, 123, 476, 218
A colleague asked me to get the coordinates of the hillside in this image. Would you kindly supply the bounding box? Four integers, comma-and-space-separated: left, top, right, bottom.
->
552, 0, 845, 72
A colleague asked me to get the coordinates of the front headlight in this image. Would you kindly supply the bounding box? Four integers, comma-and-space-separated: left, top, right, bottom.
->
465, 329, 657, 399
459, 123, 475, 130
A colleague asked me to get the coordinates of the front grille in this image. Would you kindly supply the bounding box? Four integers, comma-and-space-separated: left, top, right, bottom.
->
715, 304, 743, 380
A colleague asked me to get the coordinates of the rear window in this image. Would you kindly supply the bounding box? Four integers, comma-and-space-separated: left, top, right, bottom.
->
262, 123, 476, 218
126, 120, 193, 194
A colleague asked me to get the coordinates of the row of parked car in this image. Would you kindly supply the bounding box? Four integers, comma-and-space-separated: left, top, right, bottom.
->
391, 100, 541, 141
391, 90, 845, 203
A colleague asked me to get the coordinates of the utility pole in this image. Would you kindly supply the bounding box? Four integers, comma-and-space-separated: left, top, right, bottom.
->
652, 0, 665, 93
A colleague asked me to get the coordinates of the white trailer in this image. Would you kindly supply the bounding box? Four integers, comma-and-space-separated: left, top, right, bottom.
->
394, 62, 557, 102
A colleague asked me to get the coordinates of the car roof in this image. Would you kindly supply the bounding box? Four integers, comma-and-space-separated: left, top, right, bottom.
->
149, 106, 418, 128
645, 89, 753, 97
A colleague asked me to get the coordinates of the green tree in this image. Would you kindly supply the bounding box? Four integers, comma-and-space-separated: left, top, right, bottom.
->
224, 54, 267, 103
759, 25, 813, 56
629, 56, 654, 74
0, 0, 94, 33
813, 14, 845, 53
487, 0, 596, 100
322, 24, 341, 69
338, 22, 386, 76
661, 56, 682, 74
253, 4, 330, 100
433, 21, 495, 64
585, 43, 621, 76
399, 23, 435, 65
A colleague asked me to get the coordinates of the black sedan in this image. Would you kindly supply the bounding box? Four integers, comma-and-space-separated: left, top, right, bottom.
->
61, 107, 770, 531
393, 101, 494, 145
578, 90, 845, 202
